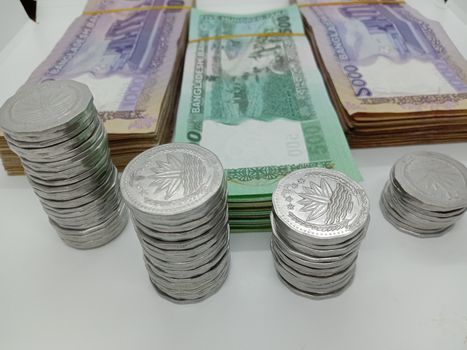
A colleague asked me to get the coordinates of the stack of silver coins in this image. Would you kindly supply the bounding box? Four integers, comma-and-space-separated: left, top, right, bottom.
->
121, 143, 230, 303
380, 151, 467, 237
0, 80, 128, 249
270, 168, 370, 299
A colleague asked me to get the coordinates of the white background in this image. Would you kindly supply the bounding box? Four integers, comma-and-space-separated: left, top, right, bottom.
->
1, 1, 467, 349
0, 0, 28, 52
451, 0, 467, 24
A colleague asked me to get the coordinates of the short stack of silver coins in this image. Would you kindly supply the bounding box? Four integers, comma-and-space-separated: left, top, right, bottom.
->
270, 168, 370, 299
0, 80, 128, 249
380, 151, 467, 237
121, 143, 230, 303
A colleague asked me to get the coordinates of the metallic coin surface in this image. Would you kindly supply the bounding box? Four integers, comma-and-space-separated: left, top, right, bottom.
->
0, 80, 92, 134
0, 80, 127, 249
381, 152, 467, 238
273, 168, 370, 244
270, 168, 370, 299
122, 143, 230, 304
393, 151, 467, 210
121, 143, 225, 217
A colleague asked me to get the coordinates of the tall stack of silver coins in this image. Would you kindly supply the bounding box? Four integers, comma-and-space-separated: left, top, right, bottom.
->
0, 80, 128, 249
380, 151, 467, 237
121, 143, 230, 303
270, 168, 370, 299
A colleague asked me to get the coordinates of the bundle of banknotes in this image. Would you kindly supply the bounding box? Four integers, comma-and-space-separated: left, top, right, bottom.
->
0, 0, 192, 174
173, 5, 360, 231
299, 0, 467, 147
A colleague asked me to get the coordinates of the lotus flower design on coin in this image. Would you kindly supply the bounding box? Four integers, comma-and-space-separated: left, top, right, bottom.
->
297, 179, 353, 225
146, 153, 207, 200
406, 157, 465, 201
270, 168, 370, 299
12, 83, 76, 124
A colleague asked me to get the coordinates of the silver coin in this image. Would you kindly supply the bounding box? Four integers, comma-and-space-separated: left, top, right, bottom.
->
271, 240, 357, 277
393, 151, 467, 211
271, 236, 358, 270
141, 224, 229, 263
3, 106, 96, 149
45, 195, 122, 226
131, 178, 227, 222
137, 211, 229, 250
54, 206, 128, 250
381, 181, 457, 232
0, 80, 92, 135
122, 143, 230, 303
3, 99, 96, 141
28, 160, 113, 196
26, 151, 110, 187
271, 220, 358, 265
272, 212, 368, 257
273, 252, 356, 285
273, 259, 355, 294
143, 230, 229, 271
270, 168, 368, 300
380, 195, 451, 238
29, 162, 115, 202
49, 195, 124, 230
20, 129, 108, 174
146, 255, 229, 290
137, 217, 228, 256
385, 181, 466, 222
133, 196, 228, 233
40, 171, 120, 216
132, 207, 226, 241
6, 116, 101, 160
151, 264, 229, 297
145, 244, 230, 280
149, 258, 230, 304
37, 165, 118, 209
0, 80, 127, 250
275, 271, 354, 300
130, 178, 228, 223
121, 143, 225, 217
50, 200, 128, 235
145, 251, 230, 288
272, 168, 370, 245
381, 189, 452, 232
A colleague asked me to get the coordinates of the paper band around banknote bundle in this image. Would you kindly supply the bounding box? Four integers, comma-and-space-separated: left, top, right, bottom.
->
188, 32, 306, 44
297, 0, 405, 7
83, 5, 192, 16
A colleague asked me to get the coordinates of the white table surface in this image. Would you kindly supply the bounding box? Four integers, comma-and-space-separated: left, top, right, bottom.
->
1, 1, 467, 349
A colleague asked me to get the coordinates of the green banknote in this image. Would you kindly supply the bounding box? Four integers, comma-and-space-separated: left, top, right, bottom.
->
174, 5, 360, 201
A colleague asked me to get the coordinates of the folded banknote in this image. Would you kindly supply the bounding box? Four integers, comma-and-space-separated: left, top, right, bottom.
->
173, 5, 360, 229
299, 0, 467, 147
0, 0, 192, 173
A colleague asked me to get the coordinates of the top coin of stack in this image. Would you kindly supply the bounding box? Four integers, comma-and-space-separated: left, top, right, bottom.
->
270, 168, 370, 299
380, 151, 467, 237
121, 143, 230, 303
0, 80, 128, 249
